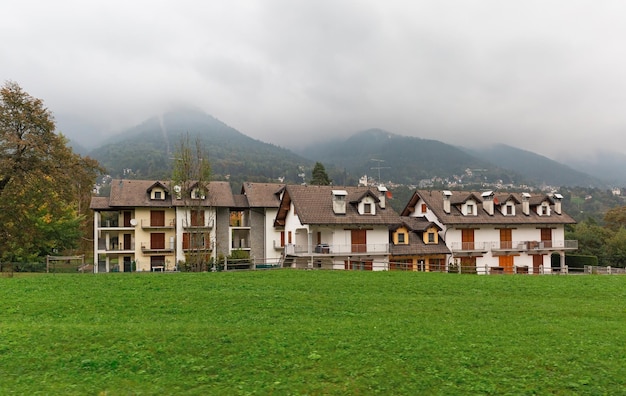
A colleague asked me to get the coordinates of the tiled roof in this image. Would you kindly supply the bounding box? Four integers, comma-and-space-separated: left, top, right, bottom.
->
242, 182, 284, 208
89, 196, 111, 210
232, 194, 249, 209
283, 185, 400, 225
405, 190, 576, 226
109, 179, 172, 207
97, 179, 236, 208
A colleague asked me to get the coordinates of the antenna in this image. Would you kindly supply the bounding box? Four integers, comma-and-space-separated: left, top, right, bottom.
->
370, 159, 390, 183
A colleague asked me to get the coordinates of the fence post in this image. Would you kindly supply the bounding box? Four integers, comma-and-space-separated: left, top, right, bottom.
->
608, 266, 612, 275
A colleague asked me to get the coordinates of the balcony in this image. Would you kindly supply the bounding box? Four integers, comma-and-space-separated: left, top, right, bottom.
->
450, 240, 578, 256
183, 219, 214, 230
141, 219, 175, 229
491, 241, 528, 255
141, 242, 175, 254
527, 240, 578, 252
449, 242, 490, 256
98, 241, 135, 252
285, 243, 389, 256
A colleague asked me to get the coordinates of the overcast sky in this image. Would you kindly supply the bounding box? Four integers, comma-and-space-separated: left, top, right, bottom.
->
2, 1, 626, 159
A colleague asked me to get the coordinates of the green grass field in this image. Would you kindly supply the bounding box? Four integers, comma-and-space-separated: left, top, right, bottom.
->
1, 270, 625, 395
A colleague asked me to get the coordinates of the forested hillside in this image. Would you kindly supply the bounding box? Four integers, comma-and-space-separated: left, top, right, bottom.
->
89, 108, 313, 185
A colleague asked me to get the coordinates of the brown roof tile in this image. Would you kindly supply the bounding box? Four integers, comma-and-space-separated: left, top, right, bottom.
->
241, 182, 284, 208
284, 185, 400, 225
408, 190, 576, 226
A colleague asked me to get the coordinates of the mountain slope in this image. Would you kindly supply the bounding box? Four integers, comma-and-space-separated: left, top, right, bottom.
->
298, 129, 515, 185
463, 144, 606, 188
89, 108, 311, 183
559, 150, 626, 186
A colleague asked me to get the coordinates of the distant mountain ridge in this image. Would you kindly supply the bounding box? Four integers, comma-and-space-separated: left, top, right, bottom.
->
86, 110, 610, 188
462, 144, 606, 188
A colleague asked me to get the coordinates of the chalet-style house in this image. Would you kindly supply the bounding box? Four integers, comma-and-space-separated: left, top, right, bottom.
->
401, 190, 578, 274
274, 185, 402, 270
90, 179, 283, 272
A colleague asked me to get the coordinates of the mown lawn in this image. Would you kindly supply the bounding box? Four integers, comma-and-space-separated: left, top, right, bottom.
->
1, 270, 625, 395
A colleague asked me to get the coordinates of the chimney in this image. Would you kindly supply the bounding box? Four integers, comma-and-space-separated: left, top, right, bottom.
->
553, 193, 563, 215
481, 191, 494, 215
332, 190, 347, 215
443, 190, 452, 214
521, 192, 531, 216
377, 185, 387, 209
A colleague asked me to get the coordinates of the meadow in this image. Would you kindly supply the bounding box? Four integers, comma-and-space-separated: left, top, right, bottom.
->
1, 270, 625, 395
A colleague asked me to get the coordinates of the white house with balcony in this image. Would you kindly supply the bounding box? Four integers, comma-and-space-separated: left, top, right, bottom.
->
274, 185, 400, 270
401, 190, 578, 274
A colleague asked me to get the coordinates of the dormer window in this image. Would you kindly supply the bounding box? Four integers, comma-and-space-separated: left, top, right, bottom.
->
464, 202, 476, 216
397, 232, 406, 244
506, 203, 514, 216
428, 232, 435, 243
191, 188, 205, 200
539, 203, 550, 216
364, 203, 372, 214
154, 191, 162, 200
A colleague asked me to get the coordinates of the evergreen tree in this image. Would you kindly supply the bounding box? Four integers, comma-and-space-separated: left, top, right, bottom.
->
310, 162, 331, 185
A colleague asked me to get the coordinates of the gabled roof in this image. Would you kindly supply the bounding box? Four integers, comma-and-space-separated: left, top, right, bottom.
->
171, 181, 236, 207
241, 182, 284, 208
92, 179, 237, 209
107, 179, 173, 208
275, 184, 400, 226
348, 189, 380, 204
396, 216, 442, 233
494, 193, 520, 206
402, 190, 576, 226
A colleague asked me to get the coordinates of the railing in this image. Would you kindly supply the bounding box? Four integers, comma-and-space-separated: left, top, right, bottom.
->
449, 242, 490, 252
286, 243, 389, 255
183, 219, 214, 229
140, 242, 175, 253
141, 219, 175, 229
451, 240, 578, 253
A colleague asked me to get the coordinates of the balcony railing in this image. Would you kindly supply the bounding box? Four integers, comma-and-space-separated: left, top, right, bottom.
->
141, 219, 176, 229
285, 243, 389, 255
140, 242, 175, 254
451, 240, 578, 253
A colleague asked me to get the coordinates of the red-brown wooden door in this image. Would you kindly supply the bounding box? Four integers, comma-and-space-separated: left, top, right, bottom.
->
351, 229, 367, 253
461, 229, 474, 250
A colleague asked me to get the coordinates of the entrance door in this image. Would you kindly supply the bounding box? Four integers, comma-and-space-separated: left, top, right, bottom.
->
351, 229, 367, 253
151, 233, 165, 249
150, 210, 165, 227
123, 256, 132, 272
533, 255, 543, 274
461, 229, 474, 250
124, 211, 132, 227
499, 255, 514, 274
541, 228, 552, 248
500, 229, 512, 249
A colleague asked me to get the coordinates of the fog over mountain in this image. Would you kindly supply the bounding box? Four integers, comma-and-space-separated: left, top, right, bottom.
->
3, 1, 626, 161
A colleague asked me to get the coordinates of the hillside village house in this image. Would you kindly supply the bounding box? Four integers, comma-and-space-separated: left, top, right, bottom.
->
274, 185, 401, 270
401, 190, 578, 274
90, 180, 577, 274
90, 179, 284, 272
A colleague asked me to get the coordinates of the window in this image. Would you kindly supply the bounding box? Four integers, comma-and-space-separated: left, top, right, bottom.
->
288, 231, 292, 244
506, 205, 513, 215
421, 203, 427, 213
364, 203, 372, 214
466, 204, 474, 215
397, 233, 405, 244
428, 232, 435, 243
154, 191, 162, 199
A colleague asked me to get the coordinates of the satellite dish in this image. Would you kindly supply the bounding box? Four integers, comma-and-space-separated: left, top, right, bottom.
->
130, 219, 137, 226
174, 185, 182, 193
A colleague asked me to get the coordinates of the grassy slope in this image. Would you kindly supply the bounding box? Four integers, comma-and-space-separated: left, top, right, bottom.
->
1, 271, 625, 395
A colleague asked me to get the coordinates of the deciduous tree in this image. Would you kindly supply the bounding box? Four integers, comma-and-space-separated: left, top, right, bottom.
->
0, 81, 102, 261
